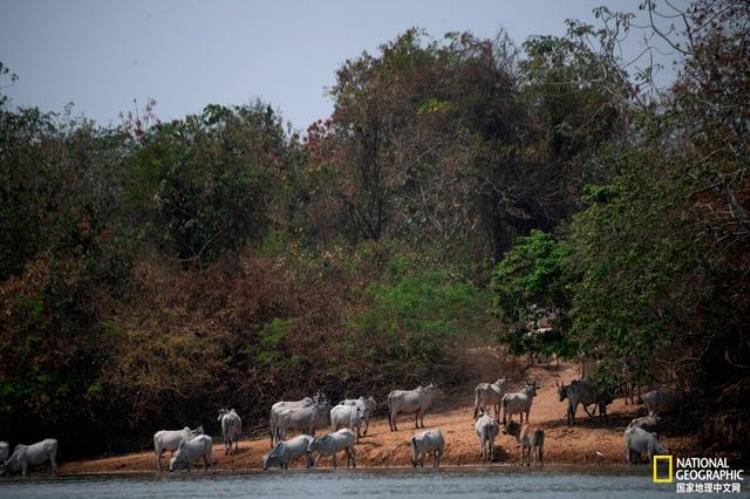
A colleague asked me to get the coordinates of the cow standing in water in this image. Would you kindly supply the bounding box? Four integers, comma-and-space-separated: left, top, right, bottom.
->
624, 425, 667, 464
168, 434, 214, 472
2, 439, 58, 476
503, 421, 544, 466
410, 428, 445, 468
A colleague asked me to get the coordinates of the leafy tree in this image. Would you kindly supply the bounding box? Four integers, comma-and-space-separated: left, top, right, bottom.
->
124, 102, 289, 266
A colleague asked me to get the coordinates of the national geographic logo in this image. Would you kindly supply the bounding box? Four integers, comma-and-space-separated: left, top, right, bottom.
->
653, 455, 674, 483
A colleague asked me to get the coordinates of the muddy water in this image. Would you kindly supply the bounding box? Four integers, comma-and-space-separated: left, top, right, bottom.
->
0, 467, 679, 498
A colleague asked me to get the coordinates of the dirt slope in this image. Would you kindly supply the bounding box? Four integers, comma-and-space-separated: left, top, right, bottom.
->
60, 364, 698, 473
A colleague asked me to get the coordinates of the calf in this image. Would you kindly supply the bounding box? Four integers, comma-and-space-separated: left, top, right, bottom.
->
474, 410, 500, 462
624, 426, 667, 464
503, 420, 544, 466
2, 439, 58, 476
307, 429, 356, 469
262, 435, 314, 470
410, 428, 445, 468
169, 434, 214, 472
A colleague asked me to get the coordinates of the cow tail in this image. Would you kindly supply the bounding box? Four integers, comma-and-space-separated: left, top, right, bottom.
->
473, 389, 479, 419
387, 393, 392, 428
269, 415, 275, 449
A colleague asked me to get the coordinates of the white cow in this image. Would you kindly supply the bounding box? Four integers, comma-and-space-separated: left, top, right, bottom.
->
624, 426, 667, 464
340, 396, 377, 436
410, 428, 445, 468
501, 382, 538, 425
388, 383, 440, 431
330, 404, 365, 441
0, 442, 8, 462
556, 379, 610, 424
2, 439, 58, 476
153, 426, 204, 471
276, 401, 331, 444
474, 410, 500, 462
628, 414, 660, 433
262, 435, 314, 470
169, 434, 214, 472
473, 378, 508, 419
307, 429, 357, 469
269, 393, 329, 447
218, 408, 242, 455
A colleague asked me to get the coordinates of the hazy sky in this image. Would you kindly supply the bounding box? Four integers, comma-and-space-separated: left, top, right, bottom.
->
0, 0, 679, 131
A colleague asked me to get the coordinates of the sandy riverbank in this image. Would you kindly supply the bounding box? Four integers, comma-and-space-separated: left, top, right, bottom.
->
59, 364, 699, 474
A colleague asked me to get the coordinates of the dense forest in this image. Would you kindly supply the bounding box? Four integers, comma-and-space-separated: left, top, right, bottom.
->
1, 0, 747, 458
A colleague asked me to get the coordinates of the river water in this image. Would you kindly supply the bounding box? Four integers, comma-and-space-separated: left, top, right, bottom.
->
0, 467, 690, 498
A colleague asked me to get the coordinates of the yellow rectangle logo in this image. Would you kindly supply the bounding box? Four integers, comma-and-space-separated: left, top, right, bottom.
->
653, 455, 673, 483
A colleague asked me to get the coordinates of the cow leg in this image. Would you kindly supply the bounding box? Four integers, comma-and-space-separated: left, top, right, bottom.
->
415, 410, 420, 429
332, 453, 338, 469
572, 404, 577, 424
420, 411, 425, 429
203, 455, 210, 472
583, 404, 596, 418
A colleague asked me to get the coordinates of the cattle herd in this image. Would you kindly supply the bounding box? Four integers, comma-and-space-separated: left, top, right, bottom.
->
0, 374, 683, 475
